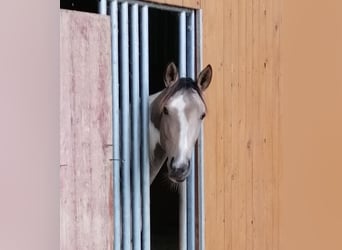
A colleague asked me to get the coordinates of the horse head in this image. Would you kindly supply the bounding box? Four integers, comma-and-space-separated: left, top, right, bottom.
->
150, 62, 212, 183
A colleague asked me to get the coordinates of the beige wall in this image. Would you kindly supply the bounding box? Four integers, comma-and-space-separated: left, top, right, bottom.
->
200, 0, 342, 249
280, 1, 342, 250
201, 0, 280, 249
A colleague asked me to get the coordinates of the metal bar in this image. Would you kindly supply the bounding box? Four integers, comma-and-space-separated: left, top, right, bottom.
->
186, 11, 195, 250
110, 1, 121, 250
99, 0, 107, 15
120, 3, 131, 250
141, 5, 151, 250
179, 10, 187, 250
196, 9, 205, 250
130, 3, 141, 250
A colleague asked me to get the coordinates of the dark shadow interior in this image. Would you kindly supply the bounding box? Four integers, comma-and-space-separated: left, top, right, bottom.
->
60, 0, 98, 13
148, 9, 179, 94
60, 1, 181, 249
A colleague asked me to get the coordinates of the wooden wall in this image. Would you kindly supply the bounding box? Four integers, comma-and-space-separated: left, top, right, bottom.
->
60, 10, 113, 250
200, 0, 281, 249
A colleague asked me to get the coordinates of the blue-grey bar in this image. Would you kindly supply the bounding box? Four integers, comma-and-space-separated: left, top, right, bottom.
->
99, 0, 107, 14
141, 5, 151, 250
110, 1, 121, 250
196, 9, 205, 250
120, 3, 131, 250
131, 3, 141, 250
186, 11, 195, 250
179, 11, 187, 250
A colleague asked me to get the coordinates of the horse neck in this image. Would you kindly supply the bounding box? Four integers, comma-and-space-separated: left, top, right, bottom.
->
149, 90, 167, 184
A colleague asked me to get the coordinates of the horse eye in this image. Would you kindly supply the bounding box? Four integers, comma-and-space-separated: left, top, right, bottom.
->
200, 113, 206, 120
163, 107, 169, 115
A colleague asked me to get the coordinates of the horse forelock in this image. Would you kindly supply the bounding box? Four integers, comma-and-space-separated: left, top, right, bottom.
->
159, 77, 207, 113
150, 77, 207, 131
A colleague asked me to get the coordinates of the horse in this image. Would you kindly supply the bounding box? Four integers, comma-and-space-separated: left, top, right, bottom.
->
149, 62, 212, 184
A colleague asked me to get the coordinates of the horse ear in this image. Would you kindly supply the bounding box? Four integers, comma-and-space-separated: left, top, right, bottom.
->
197, 64, 212, 91
164, 62, 179, 87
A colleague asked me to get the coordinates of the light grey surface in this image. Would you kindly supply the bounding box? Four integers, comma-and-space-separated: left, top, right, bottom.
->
110, 1, 121, 250
130, 4, 142, 250
186, 11, 196, 250
119, 3, 132, 250
179, 10, 187, 250
141, 5, 151, 250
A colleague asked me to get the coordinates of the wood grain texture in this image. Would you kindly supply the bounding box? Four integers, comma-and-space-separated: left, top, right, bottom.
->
60, 10, 113, 250
201, 0, 281, 249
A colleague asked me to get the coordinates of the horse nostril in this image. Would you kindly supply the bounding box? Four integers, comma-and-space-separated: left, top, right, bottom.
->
170, 157, 175, 169
181, 168, 187, 175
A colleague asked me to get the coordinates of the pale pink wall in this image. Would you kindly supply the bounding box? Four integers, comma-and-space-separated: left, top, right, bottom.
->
60, 10, 113, 250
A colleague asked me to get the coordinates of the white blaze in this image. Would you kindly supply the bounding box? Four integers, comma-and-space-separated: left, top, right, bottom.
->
169, 94, 190, 167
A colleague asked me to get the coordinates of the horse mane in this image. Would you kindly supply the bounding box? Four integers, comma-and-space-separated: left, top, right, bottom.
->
158, 77, 206, 112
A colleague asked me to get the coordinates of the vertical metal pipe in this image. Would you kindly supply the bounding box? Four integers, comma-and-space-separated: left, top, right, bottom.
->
110, 1, 121, 250
179, 10, 187, 250
98, 0, 107, 15
99, 0, 107, 15
196, 9, 205, 250
120, 3, 131, 250
186, 11, 195, 250
131, 3, 141, 250
141, 5, 151, 250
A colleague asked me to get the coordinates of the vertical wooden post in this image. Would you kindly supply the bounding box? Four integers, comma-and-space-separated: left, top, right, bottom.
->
60, 10, 113, 250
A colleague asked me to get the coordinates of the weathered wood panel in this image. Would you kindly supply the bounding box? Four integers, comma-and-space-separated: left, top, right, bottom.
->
60, 10, 113, 250
201, 0, 281, 249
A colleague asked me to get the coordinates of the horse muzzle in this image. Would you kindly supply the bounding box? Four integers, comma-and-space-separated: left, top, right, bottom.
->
168, 158, 190, 183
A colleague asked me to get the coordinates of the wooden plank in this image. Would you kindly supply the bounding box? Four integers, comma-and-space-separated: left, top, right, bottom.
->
232, 0, 249, 249
201, 0, 281, 249
245, 0, 254, 249
223, 0, 233, 249
252, 0, 264, 248
250, 1, 260, 249
201, 0, 225, 249
182, 0, 200, 9
60, 10, 113, 250
271, 0, 281, 249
